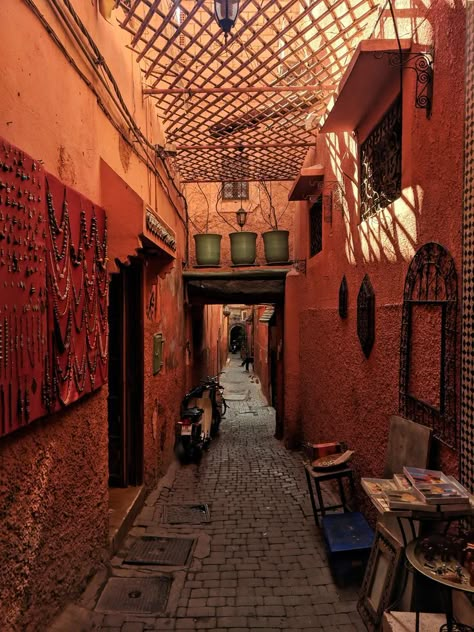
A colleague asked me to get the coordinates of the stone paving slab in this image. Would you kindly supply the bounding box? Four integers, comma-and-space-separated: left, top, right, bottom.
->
57, 358, 366, 631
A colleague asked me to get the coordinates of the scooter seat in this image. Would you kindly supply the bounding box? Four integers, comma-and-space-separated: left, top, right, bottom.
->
182, 407, 204, 420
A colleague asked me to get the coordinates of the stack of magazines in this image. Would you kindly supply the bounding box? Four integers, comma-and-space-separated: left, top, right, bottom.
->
361, 467, 473, 514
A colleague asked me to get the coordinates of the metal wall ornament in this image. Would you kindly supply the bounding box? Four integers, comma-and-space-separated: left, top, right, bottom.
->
375, 50, 434, 118
357, 275, 375, 358
399, 242, 458, 449
339, 275, 348, 319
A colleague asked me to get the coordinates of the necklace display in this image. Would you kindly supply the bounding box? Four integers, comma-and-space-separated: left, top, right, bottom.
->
0, 141, 46, 435
45, 175, 108, 410
0, 138, 108, 437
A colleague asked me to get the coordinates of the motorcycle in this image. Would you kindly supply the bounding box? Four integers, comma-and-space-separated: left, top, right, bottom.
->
174, 384, 206, 463
175, 374, 228, 462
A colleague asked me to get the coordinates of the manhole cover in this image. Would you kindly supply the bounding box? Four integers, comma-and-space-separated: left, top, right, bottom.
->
124, 536, 194, 566
96, 576, 171, 614
162, 503, 210, 524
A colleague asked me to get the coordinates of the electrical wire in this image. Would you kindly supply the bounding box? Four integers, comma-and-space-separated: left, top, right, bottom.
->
22, 0, 190, 260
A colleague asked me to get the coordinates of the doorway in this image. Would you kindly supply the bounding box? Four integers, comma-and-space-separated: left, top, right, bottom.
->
108, 260, 144, 487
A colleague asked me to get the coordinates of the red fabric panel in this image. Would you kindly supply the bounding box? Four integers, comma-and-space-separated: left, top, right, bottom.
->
45, 175, 108, 411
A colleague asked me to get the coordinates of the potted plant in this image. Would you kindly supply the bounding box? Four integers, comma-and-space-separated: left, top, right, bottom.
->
259, 181, 290, 264
229, 206, 257, 265
189, 184, 222, 266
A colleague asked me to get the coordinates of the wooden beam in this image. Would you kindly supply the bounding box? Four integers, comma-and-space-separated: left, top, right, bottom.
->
143, 85, 328, 95
175, 143, 313, 151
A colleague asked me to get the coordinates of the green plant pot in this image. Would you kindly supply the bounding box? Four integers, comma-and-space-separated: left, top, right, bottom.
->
194, 233, 222, 266
229, 232, 257, 265
262, 230, 289, 264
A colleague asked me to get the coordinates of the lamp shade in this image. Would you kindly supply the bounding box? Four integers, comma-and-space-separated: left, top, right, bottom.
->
236, 208, 248, 228
214, 0, 240, 35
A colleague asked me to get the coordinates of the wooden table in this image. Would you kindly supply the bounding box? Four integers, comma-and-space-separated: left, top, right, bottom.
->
304, 464, 356, 527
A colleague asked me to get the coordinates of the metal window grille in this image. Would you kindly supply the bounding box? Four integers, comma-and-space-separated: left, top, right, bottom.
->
310, 197, 323, 257
360, 97, 402, 221
222, 181, 249, 200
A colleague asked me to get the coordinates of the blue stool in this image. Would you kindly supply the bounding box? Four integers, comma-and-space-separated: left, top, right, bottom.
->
322, 512, 374, 584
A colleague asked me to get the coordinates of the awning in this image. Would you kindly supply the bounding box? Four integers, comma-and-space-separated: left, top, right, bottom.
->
259, 306, 275, 323
320, 39, 412, 134
288, 165, 325, 201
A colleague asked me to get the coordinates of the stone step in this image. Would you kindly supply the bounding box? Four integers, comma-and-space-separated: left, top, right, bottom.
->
383, 611, 446, 631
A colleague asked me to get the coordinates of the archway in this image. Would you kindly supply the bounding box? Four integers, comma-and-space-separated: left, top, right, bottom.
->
229, 324, 245, 352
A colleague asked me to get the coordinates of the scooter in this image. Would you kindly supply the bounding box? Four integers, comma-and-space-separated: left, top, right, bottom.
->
174, 384, 206, 463
175, 375, 227, 462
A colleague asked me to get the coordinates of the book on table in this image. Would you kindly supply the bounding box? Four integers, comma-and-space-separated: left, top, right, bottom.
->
402, 466, 450, 486
361, 478, 398, 497
383, 489, 438, 512
403, 467, 470, 506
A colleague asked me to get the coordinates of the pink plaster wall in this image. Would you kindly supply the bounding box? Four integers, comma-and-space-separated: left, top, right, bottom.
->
285, 2, 464, 486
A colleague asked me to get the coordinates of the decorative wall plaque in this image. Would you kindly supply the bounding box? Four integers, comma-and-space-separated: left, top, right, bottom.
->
153, 333, 165, 375
145, 207, 176, 252
339, 275, 348, 319
357, 275, 375, 358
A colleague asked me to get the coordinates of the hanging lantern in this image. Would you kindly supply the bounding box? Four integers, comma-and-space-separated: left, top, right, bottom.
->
214, 0, 240, 37
236, 207, 248, 229
223, 305, 231, 317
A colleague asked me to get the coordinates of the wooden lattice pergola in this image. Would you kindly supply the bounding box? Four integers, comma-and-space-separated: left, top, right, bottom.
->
118, 0, 380, 182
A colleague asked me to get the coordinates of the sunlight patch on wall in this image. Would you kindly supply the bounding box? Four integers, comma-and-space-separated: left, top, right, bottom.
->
359, 185, 421, 263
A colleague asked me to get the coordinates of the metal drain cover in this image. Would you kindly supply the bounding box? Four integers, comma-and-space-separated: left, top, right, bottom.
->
96, 576, 171, 614
124, 536, 194, 566
162, 503, 211, 524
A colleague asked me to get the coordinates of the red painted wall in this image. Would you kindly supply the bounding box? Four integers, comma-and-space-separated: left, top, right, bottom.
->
254, 307, 270, 402
0, 2, 187, 629
284, 3, 465, 496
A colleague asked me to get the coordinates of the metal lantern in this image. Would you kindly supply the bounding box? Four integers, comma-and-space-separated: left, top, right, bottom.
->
236, 207, 248, 229
223, 305, 231, 317
214, 0, 240, 36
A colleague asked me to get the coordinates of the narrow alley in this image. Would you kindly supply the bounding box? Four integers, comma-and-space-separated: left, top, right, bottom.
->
59, 357, 363, 632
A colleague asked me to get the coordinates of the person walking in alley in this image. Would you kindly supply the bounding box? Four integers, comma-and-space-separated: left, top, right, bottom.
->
240, 349, 254, 371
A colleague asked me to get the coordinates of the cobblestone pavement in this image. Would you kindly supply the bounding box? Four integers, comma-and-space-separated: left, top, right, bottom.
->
64, 357, 366, 632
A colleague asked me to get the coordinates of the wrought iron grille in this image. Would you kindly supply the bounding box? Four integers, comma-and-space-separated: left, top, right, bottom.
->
222, 181, 249, 200
360, 97, 402, 221
357, 275, 375, 357
310, 197, 323, 257
399, 242, 458, 448
339, 276, 348, 319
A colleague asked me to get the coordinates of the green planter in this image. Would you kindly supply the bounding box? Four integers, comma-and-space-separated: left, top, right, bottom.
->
262, 230, 289, 264
194, 233, 222, 266
229, 232, 257, 265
